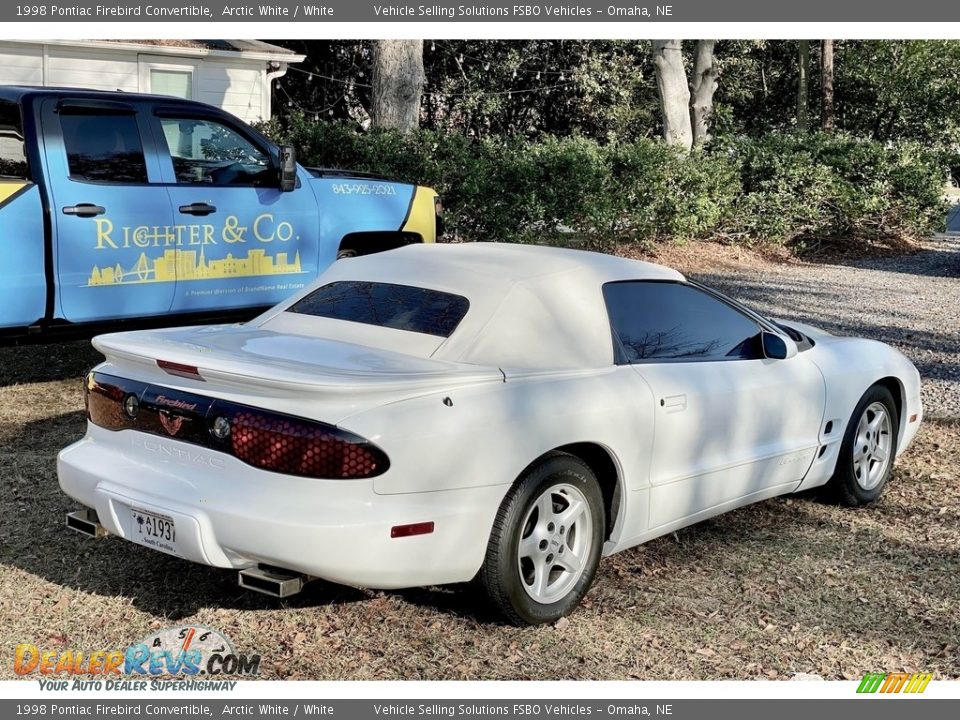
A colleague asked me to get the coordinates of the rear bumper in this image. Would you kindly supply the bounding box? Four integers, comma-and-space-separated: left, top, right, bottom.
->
57, 425, 505, 590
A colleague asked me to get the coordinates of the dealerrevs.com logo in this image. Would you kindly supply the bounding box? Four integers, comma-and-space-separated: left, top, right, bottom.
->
14, 625, 260, 690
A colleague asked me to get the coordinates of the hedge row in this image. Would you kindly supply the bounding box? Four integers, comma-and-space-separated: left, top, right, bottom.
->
261, 115, 948, 247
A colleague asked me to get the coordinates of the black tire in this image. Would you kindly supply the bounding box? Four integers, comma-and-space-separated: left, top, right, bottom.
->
824, 384, 899, 507
479, 453, 605, 625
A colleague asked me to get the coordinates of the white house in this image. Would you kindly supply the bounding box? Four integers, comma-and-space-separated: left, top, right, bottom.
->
0, 39, 304, 123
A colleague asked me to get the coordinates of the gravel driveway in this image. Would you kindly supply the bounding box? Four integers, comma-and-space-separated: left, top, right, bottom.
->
691, 235, 960, 420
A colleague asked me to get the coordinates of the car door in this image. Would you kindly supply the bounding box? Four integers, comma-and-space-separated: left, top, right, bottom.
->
603, 280, 825, 530
149, 111, 320, 314
40, 98, 176, 322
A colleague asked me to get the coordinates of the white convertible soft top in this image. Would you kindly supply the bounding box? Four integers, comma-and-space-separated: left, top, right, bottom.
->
262, 243, 686, 370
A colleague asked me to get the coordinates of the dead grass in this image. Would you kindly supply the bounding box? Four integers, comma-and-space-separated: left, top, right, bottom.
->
0, 336, 956, 681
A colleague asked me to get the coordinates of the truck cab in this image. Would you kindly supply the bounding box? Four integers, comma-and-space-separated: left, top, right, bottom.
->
0, 86, 442, 340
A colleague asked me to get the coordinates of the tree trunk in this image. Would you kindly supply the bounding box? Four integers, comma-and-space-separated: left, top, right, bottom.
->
370, 40, 424, 133
652, 40, 693, 151
797, 40, 810, 131
689, 40, 718, 145
821, 39, 835, 132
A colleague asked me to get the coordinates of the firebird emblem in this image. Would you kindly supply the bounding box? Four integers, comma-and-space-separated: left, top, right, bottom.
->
159, 411, 184, 437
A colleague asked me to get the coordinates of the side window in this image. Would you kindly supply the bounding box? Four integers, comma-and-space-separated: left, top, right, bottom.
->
0, 101, 29, 180
60, 112, 148, 183
603, 281, 763, 363
158, 117, 271, 186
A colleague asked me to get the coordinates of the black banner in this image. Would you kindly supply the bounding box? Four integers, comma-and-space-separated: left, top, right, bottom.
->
2, 0, 957, 23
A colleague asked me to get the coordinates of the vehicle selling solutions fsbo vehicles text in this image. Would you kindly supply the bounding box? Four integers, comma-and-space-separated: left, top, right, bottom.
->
370, 4, 673, 17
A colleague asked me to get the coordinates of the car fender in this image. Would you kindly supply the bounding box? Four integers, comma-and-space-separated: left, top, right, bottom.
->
796, 336, 922, 491
337, 366, 657, 545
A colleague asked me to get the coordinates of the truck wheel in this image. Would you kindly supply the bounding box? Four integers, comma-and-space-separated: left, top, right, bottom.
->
480, 454, 604, 625
825, 384, 899, 507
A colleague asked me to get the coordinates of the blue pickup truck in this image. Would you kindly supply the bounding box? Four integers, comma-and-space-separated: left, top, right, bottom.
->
0, 86, 442, 340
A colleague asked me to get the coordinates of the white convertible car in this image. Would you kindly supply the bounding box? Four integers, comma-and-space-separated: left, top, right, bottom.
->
58, 243, 922, 624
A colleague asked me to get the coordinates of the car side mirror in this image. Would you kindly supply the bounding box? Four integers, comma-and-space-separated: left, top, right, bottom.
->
762, 331, 798, 360
278, 145, 297, 192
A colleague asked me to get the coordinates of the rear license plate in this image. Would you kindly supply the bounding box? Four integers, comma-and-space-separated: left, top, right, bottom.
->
129, 508, 179, 556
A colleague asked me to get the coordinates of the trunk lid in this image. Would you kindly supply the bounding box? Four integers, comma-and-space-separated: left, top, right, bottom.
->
92, 324, 503, 423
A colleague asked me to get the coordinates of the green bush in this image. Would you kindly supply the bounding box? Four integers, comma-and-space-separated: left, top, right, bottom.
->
259, 115, 947, 246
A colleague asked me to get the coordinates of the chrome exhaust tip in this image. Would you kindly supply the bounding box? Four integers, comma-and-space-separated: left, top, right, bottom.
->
238, 566, 306, 598
66, 509, 108, 538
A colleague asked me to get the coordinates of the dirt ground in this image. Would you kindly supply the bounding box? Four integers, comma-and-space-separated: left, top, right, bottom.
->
0, 241, 957, 681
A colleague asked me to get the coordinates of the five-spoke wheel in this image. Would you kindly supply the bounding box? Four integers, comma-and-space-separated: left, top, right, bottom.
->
517, 483, 594, 604
826, 384, 899, 506
480, 454, 604, 625
852, 401, 893, 491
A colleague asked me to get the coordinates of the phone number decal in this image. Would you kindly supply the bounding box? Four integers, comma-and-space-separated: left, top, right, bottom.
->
330, 183, 397, 195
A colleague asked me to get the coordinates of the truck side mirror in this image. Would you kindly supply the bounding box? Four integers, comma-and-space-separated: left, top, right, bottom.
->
278, 145, 297, 192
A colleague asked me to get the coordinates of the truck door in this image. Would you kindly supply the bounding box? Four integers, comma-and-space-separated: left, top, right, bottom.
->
149, 112, 320, 313
40, 98, 176, 322
0, 99, 46, 330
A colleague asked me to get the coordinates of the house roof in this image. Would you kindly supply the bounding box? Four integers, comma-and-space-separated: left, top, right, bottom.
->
1, 39, 305, 63
99, 39, 303, 58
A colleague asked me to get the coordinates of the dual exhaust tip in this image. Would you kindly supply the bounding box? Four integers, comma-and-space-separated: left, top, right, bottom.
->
65, 509, 109, 538
65, 509, 308, 598
237, 566, 308, 598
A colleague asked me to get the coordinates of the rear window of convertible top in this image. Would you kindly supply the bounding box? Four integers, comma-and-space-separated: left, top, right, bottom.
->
288, 281, 470, 338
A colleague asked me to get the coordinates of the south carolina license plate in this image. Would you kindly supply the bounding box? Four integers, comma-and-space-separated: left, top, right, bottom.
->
130, 508, 180, 556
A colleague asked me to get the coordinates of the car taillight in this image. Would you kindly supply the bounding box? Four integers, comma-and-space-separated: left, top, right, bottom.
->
84, 371, 388, 479
86, 372, 136, 430
229, 410, 386, 479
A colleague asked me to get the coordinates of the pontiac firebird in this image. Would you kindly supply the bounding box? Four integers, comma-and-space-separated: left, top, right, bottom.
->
58, 243, 923, 624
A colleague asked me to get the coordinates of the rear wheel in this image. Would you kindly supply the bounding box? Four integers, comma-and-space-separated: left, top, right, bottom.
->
825, 385, 899, 506
480, 454, 604, 625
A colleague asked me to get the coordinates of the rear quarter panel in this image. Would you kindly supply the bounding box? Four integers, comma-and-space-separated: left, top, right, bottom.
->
337, 367, 657, 545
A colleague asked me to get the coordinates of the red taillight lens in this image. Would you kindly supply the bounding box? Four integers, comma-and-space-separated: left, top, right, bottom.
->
85, 372, 389, 480
230, 410, 385, 479
86, 373, 134, 430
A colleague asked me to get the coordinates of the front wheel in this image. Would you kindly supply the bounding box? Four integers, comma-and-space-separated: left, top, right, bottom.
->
480, 454, 604, 625
825, 384, 899, 507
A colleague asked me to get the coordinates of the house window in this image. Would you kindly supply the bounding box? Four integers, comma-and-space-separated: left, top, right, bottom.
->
150, 69, 193, 99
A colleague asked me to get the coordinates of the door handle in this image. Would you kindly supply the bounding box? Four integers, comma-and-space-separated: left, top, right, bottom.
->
179, 202, 217, 216
62, 204, 105, 218
661, 394, 688, 413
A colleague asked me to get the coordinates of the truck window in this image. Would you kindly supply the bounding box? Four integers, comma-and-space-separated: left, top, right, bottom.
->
0, 101, 28, 180
60, 113, 148, 184
159, 117, 271, 186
